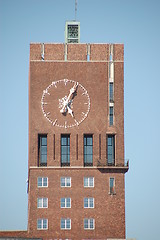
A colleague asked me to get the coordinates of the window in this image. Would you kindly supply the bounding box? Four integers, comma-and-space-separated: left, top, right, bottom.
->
109, 106, 114, 126
61, 134, 70, 166
84, 134, 93, 166
38, 135, 47, 166
109, 82, 114, 102
84, 177, 94, 187
110, 177, 115, 194
61, 177, 71, 187
84, 198, 94, 208
37, 219, 48, 230
37, 177, 48, 187
37, 198, 48, 208
84, 218, 95, 230
107, 135, 115, 166
61, 218, 71, 230
61, 198, 71, 208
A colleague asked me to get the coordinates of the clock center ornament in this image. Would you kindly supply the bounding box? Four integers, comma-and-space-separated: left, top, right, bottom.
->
41, 79, 90, 128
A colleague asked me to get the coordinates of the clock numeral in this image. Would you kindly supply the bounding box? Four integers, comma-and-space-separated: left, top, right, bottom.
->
74, 119, 79, 126
42, 102, 47, 105
82, 91, 87, 96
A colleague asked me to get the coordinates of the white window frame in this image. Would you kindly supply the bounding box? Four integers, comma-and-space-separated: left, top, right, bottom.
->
84, 177, 94, 187
37, 177, 48, 187
61, 177, 71, 187
61, 198, 71, 208
37, 218, 48, 230
61, 218, 71, 230
84, 197, 94, 208
84, 218, 95, 230
37, 197, 48, 208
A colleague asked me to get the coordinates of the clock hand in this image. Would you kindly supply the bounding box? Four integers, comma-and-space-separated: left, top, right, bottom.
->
60, 82, 78, 114
67, 105, 74, 118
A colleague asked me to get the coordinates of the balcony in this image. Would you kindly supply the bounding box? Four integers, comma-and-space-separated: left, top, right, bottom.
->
97, 159, 129, 172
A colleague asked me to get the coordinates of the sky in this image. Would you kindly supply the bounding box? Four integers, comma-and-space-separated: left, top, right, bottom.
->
0, 0, 160, 239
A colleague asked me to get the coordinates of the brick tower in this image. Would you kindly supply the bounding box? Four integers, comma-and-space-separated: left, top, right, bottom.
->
27, 21, 129, 240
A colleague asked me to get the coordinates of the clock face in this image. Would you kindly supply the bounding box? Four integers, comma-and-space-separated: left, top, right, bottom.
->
41, 79, 90, 128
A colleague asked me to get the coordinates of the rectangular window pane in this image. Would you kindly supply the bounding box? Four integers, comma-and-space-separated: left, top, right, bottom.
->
66, 219, 71, 229
61, 177, 65, 187
89, 177, 94, 187
109, 106, 113, 126
37, 219, 42, 229
84, 219, 88, 229
84, 198, 88, 208
109, 83, 114, 101
43, 177, 48, 186
84, 177, 94, 187
107, 135, 115, 165
90, 219, 94, 229
61, 198, 65, 208
84, 177, 88, 187
66, 177, 71, 187
61, 135, 70, 166
38, 177, 42, 187
37, 198, 42, 208
43, 198, 48, 208
66, 198, 71, 208
110, 177, 115, 194
38, 135, 47, 166
84, 135, 93, 166
61, 177, 71, 187
43, 219, 48, 229
90, 198, 94, 208
38, 177, 48, 187
61, 219, 65, 229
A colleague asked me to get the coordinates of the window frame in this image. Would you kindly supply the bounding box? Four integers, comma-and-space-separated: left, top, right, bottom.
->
107, 135, 115, 166
37, 177, 48, 188
84, 177, 94, 188
38, 134, 47, 167
84, 218, 95, 230
61, 134, 70, 167
37, 197, 48, 208
84, 134, 93, 167
84, 197, 94, 208
61, 218, 71, 230
109, 177, 116, 195
109, 106, 114, 126
60, 177, 71, 187
61, 198, 71, 208
37, 218, 48, 230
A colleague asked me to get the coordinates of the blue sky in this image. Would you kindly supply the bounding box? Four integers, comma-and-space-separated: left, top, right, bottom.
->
0, 0, 160, 239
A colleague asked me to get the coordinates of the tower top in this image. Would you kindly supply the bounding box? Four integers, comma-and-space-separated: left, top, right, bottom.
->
65, 21, 80, 43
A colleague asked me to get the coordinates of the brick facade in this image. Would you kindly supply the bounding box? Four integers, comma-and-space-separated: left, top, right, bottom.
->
0, 43, 128, 240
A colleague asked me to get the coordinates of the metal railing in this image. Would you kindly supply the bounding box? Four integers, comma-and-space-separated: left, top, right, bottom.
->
97, 159, 129, 168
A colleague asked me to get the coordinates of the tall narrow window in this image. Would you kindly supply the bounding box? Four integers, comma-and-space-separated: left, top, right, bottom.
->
107, 135, 115, 166
110, 177, 115, 194
109, 82, 114, 102
61, 134, 70, 166
109, 106, 114, 126
84, 134, 93, 166
38, 135, 47, 167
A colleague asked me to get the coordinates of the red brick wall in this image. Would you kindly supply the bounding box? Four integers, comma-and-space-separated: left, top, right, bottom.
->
27, 43, 126, 239
28, 168, 125, 240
